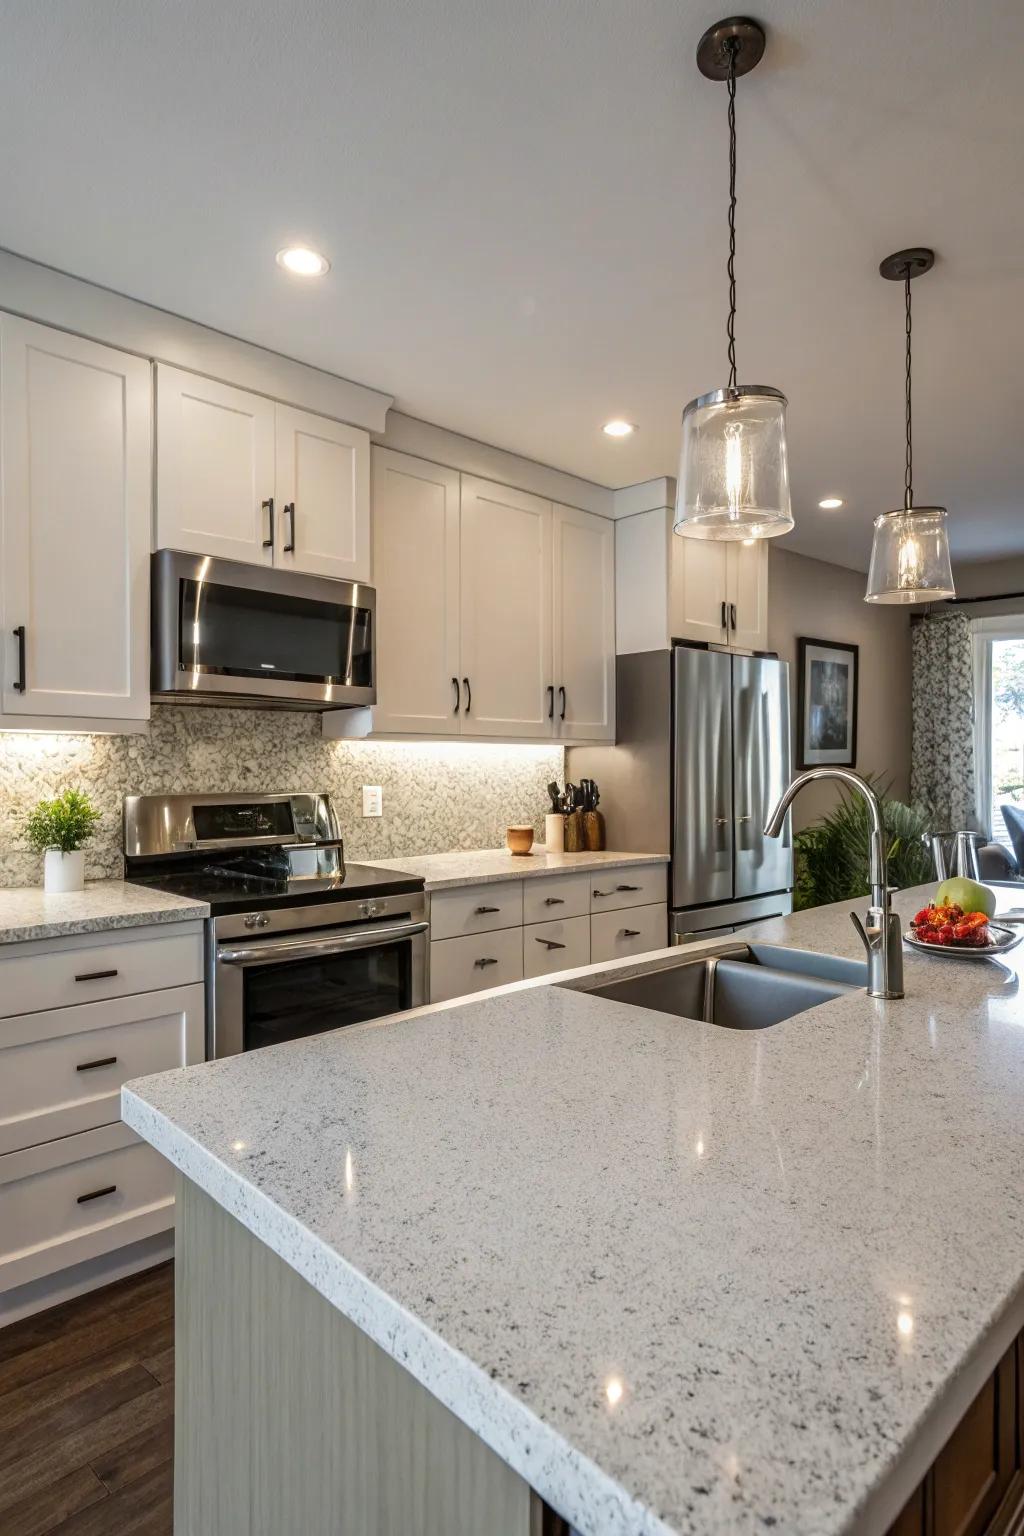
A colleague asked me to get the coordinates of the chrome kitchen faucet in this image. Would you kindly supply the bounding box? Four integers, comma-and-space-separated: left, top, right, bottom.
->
764, 768, 904, 1000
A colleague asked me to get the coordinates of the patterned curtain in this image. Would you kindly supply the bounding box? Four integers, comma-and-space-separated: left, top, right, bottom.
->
911, 611, 977, 831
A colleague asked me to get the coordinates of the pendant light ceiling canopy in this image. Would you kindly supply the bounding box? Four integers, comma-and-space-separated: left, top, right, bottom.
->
674, 17, 793, 543
864, 248, 956, 604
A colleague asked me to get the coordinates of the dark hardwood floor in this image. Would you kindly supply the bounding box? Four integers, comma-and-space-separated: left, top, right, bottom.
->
0, 1263, 174, 1536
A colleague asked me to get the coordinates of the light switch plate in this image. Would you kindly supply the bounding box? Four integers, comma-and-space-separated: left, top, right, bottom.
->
362, 785, 383, 818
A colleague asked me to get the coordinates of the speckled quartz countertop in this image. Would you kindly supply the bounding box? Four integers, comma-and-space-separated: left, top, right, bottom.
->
123, 882, 1024, 1535
0, 880, 209, 945
371, 845, 667, 890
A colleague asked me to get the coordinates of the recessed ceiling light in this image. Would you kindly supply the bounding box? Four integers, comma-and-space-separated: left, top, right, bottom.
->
276, 246, 330, 277
818, 497, 843, 510
602, 419, 636, 438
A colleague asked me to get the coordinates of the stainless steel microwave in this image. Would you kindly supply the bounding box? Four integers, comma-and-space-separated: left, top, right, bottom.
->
151, 550, 376, 710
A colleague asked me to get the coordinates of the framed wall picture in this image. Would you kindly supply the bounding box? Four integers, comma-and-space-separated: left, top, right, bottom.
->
797, 637, 859, 769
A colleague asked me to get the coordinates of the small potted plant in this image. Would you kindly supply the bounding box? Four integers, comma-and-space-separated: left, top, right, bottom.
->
26, 789, 101, 894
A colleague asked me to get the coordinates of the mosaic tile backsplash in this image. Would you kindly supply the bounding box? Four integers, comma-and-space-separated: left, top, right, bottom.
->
0, 708, 564, 887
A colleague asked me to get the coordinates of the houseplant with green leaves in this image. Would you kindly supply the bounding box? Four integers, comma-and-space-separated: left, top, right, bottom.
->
25, 789, 101, 893
793, 776, 933, 911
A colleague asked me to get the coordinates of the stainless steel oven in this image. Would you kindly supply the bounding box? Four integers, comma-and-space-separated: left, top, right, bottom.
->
209, 892, 427, 1058
123, 791, 427, 1059
151, 549, 376, 709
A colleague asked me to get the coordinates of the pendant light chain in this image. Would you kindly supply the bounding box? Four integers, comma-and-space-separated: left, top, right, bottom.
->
904, 265, 914, 511
726, 37, 739, 388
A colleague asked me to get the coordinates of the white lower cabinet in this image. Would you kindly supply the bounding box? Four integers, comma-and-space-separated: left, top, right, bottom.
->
429, 927, 524, 1003
591, 903, 668, 964
523, 916, 590, 980
0, 920, 204, 1311
0, 1123, 174, 1295
428, 865, 668, 1004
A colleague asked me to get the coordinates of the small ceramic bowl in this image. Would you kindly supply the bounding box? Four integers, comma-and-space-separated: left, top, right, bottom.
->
506, 825, 534, 856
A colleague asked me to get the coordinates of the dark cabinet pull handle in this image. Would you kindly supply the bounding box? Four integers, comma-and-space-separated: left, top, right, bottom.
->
559, 685, 566, 721
547, 684, 554, 719
730, 602, 737, 631
536, 937, 566, 950
616, 884, 641, 892
74, 969, 119, 983
474, 957, 498, 969
622, 929, 641, 939
720, 600, 727, 630
593, 889, 613, 898
12, 625, 26, 692
261, 497, 275, 549
463, 676, 471, 714
452, 677, 460, 714
474, 905, 501, 915
543, 897, 564, 906
76, 1056, 118, 1073
77, 1185, 117, 1205
283, 502, 296, 552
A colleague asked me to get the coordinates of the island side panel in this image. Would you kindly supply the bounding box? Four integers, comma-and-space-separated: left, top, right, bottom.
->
173, 1175, 544, 1536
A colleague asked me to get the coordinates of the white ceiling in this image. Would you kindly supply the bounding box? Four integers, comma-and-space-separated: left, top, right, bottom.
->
1, 0, 1022, 570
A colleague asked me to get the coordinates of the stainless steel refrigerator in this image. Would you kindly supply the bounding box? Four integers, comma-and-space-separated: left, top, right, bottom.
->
567, 643, 793, 941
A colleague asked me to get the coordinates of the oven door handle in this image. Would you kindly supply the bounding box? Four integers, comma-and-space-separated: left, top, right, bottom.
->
217, 919, 429, 965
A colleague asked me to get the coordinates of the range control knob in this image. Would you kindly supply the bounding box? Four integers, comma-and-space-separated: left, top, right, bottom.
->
256, 913, 270, 928
243, 913, 259, 929
359, 900, 382, 919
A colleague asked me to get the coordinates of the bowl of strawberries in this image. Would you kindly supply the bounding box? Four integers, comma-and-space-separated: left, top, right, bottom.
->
906, 902, 1020, 958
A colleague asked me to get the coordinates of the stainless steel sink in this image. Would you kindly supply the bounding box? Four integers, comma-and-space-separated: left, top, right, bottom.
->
577, 943, 866, 1030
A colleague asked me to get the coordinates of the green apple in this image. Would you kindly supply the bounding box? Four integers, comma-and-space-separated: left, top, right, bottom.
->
935, 876, 997, 917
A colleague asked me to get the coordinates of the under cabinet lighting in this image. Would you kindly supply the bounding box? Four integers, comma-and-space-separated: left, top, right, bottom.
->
602, 419, 636, 438
818, 497, 843, 510
276, 247, 331, 277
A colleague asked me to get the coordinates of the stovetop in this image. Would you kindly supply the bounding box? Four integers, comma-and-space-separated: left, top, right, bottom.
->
126, 858, 424, 917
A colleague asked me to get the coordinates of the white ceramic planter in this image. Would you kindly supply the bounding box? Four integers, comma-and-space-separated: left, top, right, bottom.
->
43, 849, 85, 894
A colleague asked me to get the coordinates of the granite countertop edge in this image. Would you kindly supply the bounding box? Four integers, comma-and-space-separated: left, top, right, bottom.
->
0, 880, 210, 946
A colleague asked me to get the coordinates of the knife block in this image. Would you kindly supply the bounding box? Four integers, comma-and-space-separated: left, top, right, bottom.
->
563, 811, 585, 853
582, 810, 605, 851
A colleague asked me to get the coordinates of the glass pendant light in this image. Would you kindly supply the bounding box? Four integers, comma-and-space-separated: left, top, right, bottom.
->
865, 249, 955, 603
674, 18, 792, 542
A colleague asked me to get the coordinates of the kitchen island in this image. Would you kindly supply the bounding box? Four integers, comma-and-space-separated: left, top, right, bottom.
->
122, 884, 1024, 1535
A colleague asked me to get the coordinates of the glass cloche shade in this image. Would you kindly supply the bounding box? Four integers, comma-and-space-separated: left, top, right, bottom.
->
674, 386, 793, 540
864, 506, 955, 604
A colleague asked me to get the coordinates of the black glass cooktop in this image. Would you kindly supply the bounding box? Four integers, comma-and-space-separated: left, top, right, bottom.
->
125, 854, 423, 917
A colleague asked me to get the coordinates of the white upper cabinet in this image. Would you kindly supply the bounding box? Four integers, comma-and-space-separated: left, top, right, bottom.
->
0, 316, 151, 721
274, 406, 369, 581
155, 365, 370, 580
617, 505, 768, 655
370, 448, 460, 735
726, 539, 768, 651
670, 536, 730, 646
552, 504, 615, 741
459, 477, 552, 739
156, 366, 275, 564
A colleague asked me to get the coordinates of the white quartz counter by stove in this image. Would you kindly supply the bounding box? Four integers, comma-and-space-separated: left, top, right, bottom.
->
0, 878, 209, 945
371, 845, 667, 890
122, 882, 1024, 1535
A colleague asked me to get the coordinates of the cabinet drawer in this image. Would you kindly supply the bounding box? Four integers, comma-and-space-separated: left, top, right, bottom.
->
0, 1123, 174, 1294
429, 929, 523, 1004
429, 881, 523, 941
588, 865, 666, 912
522, 873, 590, 925
0, 926, 203, 1019
591, 904, 668, 964
0, 983, 204, 1156
522, 916, 590, 980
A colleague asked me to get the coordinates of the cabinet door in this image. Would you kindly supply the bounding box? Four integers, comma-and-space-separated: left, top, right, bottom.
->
552, 504, 615, 741
459, 478, 552, 739
155, 364, 275, 562
669, 536, 729, 645
726, 540, 768, 650
275, 405, 370, 580
370, 449, 460, 734
0, 316, 151, 720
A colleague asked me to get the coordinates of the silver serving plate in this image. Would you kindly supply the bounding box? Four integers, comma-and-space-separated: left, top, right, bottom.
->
904, 922, 1023, 960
